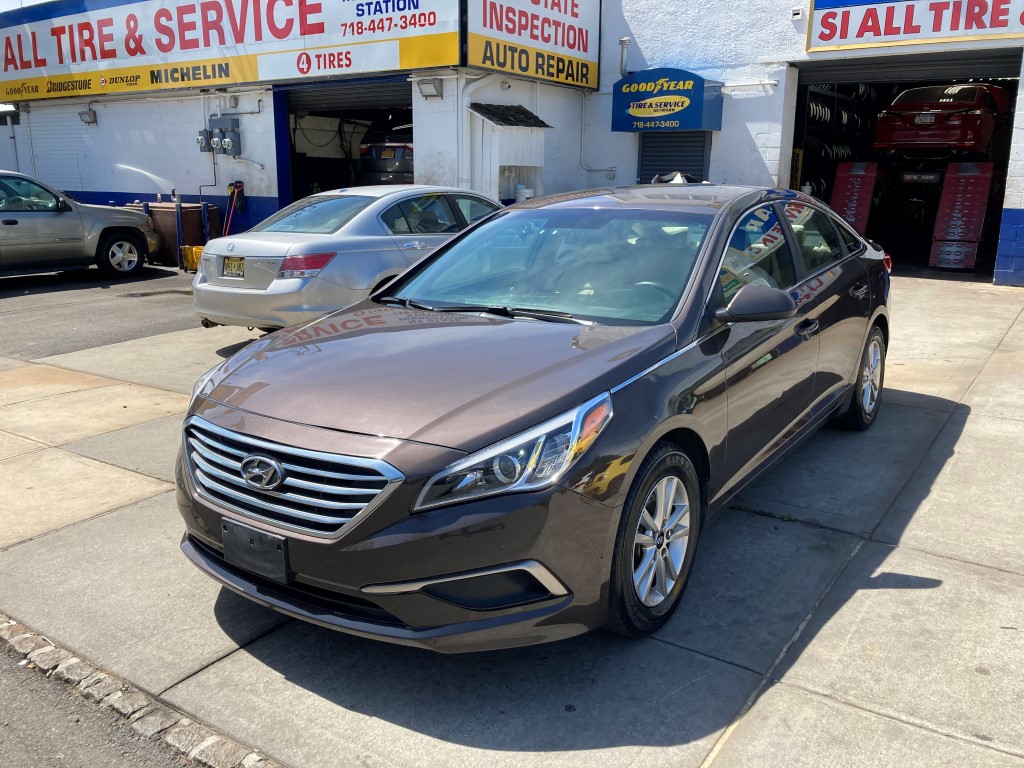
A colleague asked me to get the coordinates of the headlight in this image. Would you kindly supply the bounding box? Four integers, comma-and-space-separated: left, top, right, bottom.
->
415, 392, 612, 511
189, 364, 220, 410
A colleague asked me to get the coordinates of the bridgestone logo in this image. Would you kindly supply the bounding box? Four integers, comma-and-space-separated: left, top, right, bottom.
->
46, 79, 92, 93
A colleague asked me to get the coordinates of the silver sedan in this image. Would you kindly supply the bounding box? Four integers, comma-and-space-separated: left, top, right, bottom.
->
193, 185, 501, 331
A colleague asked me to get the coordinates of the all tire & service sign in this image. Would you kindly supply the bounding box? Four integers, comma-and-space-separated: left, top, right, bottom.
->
1, 0, 459, 101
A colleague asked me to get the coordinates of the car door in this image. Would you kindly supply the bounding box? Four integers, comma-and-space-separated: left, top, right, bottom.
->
382, 193, 460, 262
711, 204, 822, 494
0, 175, 85, 269
779, 201, 871, 415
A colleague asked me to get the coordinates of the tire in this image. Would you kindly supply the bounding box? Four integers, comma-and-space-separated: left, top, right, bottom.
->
605, 443, 702, 637
838, 326, 886, 431
96, 231, 145, 277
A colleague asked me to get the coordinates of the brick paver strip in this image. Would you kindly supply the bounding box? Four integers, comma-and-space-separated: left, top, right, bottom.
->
165, 722, 213, 755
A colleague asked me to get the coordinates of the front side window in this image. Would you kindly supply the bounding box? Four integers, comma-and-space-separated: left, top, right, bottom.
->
720, 206, 796, 301
0, 177, 58, 211
386, 208, 713, 325
251, 195, 372, 234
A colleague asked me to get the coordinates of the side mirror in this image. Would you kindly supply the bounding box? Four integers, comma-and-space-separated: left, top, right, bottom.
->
715, 283, 797, 322
56, 197, 72, 212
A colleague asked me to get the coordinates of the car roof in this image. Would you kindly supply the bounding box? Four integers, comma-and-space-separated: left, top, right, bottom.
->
317, 184, 495, 200
509, 184, 807, 214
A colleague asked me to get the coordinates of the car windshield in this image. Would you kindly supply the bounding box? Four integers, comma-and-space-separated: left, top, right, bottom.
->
893, 85, 981, 106
384, 207, 713, 325
251, 195, 372, 234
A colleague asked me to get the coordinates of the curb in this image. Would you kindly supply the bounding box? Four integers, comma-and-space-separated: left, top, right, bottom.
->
1, 613, 280, 768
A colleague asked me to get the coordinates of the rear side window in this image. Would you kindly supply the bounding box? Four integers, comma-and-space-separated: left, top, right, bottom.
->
836, 221, 865, 254
381, 203, 411, 234
781, 203, 845, 273
451, 194, 500, 225
720, 206, 797, 301
399, 194, 459, 234
252, 195, 371, 234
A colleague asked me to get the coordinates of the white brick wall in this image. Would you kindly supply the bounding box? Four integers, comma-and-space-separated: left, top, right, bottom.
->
14, 90, 277, 199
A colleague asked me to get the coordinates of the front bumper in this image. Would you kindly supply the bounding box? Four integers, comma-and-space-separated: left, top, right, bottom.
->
192, 274, 364, 329
175, 411, 615, 653
144, 231, 161, 256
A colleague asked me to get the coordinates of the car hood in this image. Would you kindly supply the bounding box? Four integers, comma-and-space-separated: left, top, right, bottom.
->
202, 303, 676, 453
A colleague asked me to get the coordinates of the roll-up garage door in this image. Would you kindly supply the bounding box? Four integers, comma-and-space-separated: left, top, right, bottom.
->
637, 132, 711, 184
281, 76, 412, 112
796, 48, 1022, 84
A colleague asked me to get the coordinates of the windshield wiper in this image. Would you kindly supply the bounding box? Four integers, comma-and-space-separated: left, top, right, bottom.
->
430, 304, 592, 325
504, 307, 592, 325
376, 296, 436, 311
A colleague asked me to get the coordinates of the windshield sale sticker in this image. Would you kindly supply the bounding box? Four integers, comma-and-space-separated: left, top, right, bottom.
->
808, 0, 1024, 50
1, 0, 458, 101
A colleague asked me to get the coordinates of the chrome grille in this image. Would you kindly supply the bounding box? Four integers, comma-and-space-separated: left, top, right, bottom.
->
184, 417, 402, 537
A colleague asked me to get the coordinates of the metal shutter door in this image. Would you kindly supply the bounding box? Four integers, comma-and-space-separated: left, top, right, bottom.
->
797, 48, 1022, 84
637, 132, 711, 184
282, 78, 412, 112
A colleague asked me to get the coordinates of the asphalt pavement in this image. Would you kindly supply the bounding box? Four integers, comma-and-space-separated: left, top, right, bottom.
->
1, 266, 1023, 768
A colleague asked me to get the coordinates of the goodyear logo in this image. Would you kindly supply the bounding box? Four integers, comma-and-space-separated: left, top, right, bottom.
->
628, 95, 690, 117
620, 78, 695, 95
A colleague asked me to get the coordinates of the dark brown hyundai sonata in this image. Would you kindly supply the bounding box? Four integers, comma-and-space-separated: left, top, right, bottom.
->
176, 185, 890, 652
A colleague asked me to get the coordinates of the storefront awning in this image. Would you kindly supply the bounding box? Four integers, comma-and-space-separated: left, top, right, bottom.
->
611, 68, 723, 133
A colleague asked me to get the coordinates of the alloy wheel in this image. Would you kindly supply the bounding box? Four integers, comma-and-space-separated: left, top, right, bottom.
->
107, 240, 140, 272
861, 337, 883, 415
632, 475, 690, 607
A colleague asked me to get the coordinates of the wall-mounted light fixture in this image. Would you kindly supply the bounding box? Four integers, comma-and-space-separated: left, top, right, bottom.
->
78, 109, 97, 124
416, 77, 443, 99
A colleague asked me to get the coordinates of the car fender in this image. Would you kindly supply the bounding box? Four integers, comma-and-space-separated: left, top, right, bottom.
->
316, 246, 413, 291
79, 205, 152, 258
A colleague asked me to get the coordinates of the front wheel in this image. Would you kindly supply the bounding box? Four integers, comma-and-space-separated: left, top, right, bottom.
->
96, 232, 145, 277
605, 443, 702, 637
838, 326, 886, 431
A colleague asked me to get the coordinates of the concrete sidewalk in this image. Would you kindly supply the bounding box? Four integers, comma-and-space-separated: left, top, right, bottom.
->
1, 274, 1023, 767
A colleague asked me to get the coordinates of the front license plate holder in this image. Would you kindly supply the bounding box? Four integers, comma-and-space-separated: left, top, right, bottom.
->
222, 518, 290, 583
222, 256, 245, 278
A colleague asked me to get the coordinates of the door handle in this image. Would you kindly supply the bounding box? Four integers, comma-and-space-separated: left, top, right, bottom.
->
795, 319, 820, 340
2, 219, 18, 225
402, 241, 430, 249
849, 283, 869, 300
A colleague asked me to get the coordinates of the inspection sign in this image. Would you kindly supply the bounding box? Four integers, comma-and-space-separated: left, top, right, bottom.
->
467, 0, 600, 89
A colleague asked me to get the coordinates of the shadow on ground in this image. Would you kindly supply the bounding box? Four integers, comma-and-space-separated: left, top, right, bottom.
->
199, 389, 964, 758
0, 265, 181, 298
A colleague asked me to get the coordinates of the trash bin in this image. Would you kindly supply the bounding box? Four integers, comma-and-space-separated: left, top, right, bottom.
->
126, 203, 222, 267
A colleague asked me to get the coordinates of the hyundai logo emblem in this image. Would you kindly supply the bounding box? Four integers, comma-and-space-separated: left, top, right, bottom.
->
226, 242, 235, 253
240, 455, 284, 491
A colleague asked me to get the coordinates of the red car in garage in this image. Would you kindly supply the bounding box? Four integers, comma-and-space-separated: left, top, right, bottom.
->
873, 83, 1010, 157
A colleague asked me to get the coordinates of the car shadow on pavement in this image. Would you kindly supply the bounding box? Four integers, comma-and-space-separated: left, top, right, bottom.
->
208, 391, 963, 757
0, 265, 183, 298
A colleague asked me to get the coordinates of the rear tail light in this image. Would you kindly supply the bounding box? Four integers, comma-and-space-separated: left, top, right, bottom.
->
883, 254, 893, 273
359, 145, 371, 157
279, 252, 336, 278
405, 144, 413, 155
